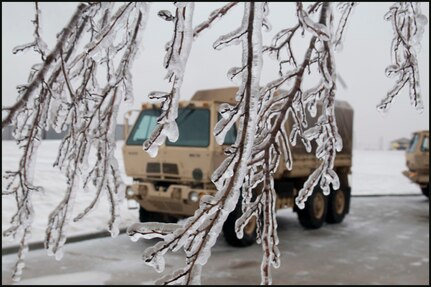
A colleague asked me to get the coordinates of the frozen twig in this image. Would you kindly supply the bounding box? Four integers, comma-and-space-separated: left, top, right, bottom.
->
143, 3, 194, 158
3, 2, 149, 281
129, 3, 264, 284
377, 2, 427, 113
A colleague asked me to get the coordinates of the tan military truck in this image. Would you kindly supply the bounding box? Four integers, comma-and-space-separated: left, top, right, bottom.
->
122, 87, 353, 246
402, 130, 429, 198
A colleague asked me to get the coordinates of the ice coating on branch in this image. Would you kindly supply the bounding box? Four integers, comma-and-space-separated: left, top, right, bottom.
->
213, 26, 247, 50
127, 222, 183, 241
143, 3, 194, 158
297, 3, 330, 41
227, 66, 246, 84
193, 2, 239, 39
214, 110, 241, 145
158, 10, 174, 22
132, 3, 266, 284
3, 66, 53, 281
333, 2, 357, 51
377, 2, 427, 114
3, 2, 151, 281
85, 3, 134, 59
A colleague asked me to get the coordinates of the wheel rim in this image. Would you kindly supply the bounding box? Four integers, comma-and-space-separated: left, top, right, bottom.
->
334, 190, 345, 215
313, 192, 325, 219
244, 217, 257, 236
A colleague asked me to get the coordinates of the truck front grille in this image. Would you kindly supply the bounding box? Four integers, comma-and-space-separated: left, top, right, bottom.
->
163, 163, 179, 174
147, 162, 161, 173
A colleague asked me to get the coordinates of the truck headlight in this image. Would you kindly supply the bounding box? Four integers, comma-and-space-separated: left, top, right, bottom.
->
189, 191, 199, 203
126, 186, 134, 198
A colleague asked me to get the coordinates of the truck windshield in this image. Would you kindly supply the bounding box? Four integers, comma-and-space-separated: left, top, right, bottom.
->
126, 108, 210, 147
407, 133, 419, 153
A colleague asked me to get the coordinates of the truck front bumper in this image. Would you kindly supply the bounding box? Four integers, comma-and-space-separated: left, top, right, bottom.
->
402, 170, 429, 187
125, 182, 215, 216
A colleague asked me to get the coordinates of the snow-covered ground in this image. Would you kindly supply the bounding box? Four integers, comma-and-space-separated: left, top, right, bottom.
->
3, 196, 429, 285
1, 140, 421, 248
351, 149, 421, 196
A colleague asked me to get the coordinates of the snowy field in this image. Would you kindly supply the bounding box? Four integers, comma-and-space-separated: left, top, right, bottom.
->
1, 140, 421, 248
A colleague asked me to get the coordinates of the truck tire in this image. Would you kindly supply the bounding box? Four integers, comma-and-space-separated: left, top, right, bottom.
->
139, 207, 178, 223
297, 187, 327, 229
326, 187, 351, 224
223, 199, 257, 247
421, 184, 429, 198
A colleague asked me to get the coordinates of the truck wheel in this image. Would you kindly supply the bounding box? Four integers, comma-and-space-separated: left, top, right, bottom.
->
139, 207, 178, 223
421, 184, 429, 198
326, 187, 350, 224
297, 188, 327, 229
223, 200, 257, 247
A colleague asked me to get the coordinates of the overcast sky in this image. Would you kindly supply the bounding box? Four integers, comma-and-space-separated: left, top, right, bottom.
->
2, 2, 429, 149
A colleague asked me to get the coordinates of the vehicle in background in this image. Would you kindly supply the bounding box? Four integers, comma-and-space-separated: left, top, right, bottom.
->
122, 87, 354, 246
390, 137, 410, 150
403, 130, 429, 198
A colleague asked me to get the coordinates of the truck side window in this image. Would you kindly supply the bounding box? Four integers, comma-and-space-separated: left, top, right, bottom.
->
218, 114, 237, 145
421, 136, 429, 152
407, 134, 419, 153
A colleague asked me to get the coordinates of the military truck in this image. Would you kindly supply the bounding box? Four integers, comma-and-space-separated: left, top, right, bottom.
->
402, 130, 429, 198
122, 87, 353, 246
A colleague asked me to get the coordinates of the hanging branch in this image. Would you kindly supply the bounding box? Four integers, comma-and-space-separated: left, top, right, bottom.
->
128, 3, 264, 284
1, 3, 89, 130
12, 2, 49, 60
333, 2, 357, 51
46, 2, 149, 259
193, 2, 239, 38
377, 2, 427, 113
1, 3, 96, 281
236, 3, 343, 284
2, 2, 150, 281
143, 3, 195, 158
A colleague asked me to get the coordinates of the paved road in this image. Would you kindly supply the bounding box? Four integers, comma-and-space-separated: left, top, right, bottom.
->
2, 195, 429, 285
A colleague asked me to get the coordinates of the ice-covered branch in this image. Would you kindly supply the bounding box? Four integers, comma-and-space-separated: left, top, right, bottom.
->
293, 3, 343, 208
130, 3, 264, 284
2, 3, 90, 130
2, 92, 49, 281
193, 2, 238, 38
263, 2, 321, 75
143, 3, 194, 158
333, 2, 357, 51
377, 2, 427, 113
46, 2, 148, 258
3, 2, 149, 281
12, 2, 49, 60
240, 4, 343, 282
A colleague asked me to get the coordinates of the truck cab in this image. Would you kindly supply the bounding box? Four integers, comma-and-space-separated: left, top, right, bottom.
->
122, 87, 354, 246
403, 130, 429, 197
